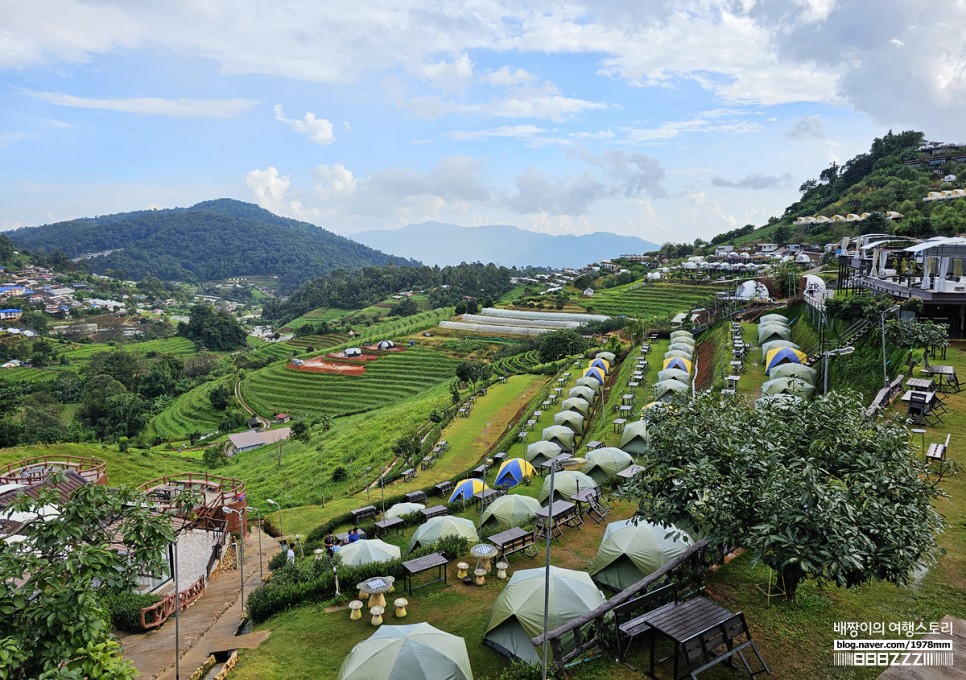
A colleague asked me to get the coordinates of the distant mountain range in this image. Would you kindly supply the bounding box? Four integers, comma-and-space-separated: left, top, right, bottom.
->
353, 222, 658, 268
6, 199, 414, 291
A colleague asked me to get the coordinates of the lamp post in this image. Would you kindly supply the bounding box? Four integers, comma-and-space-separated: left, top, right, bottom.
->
168, 541, 181, 680
246, 506, 263, 581
266, 498, 282, 539
823, 346, 856, 394
223, 507, 245, 616
364, 466, 372, 506
380, 476, 385, 516
541, 463, 556, 680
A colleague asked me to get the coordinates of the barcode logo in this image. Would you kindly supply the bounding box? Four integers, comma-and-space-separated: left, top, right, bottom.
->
834, 651, 954, 666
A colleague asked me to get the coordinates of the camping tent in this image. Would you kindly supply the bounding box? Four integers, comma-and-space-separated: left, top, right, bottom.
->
588, 358, 610, 374
337, 623, 473, 680
736, 280, 769, 300
669, 330, 693, 341
338, 539, 401, 567
760, 314, 788, 324
385, 502, 425, 519
582, 366, 605, 384
765, 347, 807, 373
589, 520, 693, 592
561, 397, 591, 416
760, 339, 800, 361
768, 363, 817, 384
657, 368, 690, 384
541, 425, 576, 453
553, 410, 585, 434
482, 567, 606, 663
408, 516, 479, 553
669, 336, 695, 347
449, 478, 488, 503
538, 470, 597, 502
654, 379, 689, 403
662, 357, 692, 373
663, 349, 693, 360
582, 448, 634, 484
668, 342, 694, 354
757, 323, 791, 344
596, 351, 616, 364
345, 347, 362, 357
574, 377, 601, 394
494, 458, 536, 488
568, 385, 596, 402
761, 377, 815, 398
377, 340, 395, 350
480, 494, 541, 529
525, 440, 561, 466
619, 420, 648, 454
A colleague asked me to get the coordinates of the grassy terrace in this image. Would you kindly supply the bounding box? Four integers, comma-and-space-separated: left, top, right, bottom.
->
144, 379, 228, 441
576, 282, 719, 319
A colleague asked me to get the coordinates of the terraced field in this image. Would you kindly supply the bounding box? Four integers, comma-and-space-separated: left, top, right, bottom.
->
145, 380, 228, 441
0, 366, 66, 384
63, 336, 198, 365
579, 282, 719, 319
491, 349, 541, 375
240, 346, 460, 419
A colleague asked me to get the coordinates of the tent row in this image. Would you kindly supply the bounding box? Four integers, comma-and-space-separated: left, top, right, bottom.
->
756, 315, 816, 401
654, 330, 693, 403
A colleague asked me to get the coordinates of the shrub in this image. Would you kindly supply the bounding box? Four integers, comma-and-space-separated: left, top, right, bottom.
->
103, 591, 161, 633
330, 466, 348, 483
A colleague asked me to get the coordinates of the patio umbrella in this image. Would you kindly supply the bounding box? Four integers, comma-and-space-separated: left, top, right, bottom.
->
538, 470, 597, 502
337, 623, 473, 680
385, 502, 425, 519
408, 516, 479, 553
493, 458, 536, 488
480, 494, 541, 529
448, 478, 488, 503
657, 368, 690, 384
338, 539, 401, 567
768, 363, 817, 384
525, 440, 561, 466
662, 357, 692, 373
582, 447, 633, 484
590, 520, 693, 592
761, 377, 814, 398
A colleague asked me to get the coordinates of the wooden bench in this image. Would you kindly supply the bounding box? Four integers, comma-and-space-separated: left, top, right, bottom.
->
373, 516, 403, 536
614, 583, 679, 660
489, 526, 538, 559
401, 467, 417, 481
350, 505, 377, 523
927, 433, 951, 461
683, 612, 770, 679
419, 505, 448, 521
433, 480, 454, 497
402, 552, 449, 593
404, 490, 427, 504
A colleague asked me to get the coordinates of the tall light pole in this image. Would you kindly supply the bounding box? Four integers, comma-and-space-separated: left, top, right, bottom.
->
541, 463, 556, 680
266, 498, 282, 539
223, 507, 245, 616
823, 346, 856, 394
168, 540, 181, 680
364, 466, 372, 506
246, 506, 263, 581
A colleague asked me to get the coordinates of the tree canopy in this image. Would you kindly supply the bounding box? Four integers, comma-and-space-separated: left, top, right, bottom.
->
178, 303, 247, 351
624, 392, 945, 598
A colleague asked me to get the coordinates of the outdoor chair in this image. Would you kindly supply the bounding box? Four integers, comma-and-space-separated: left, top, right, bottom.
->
686, 612, 771, 679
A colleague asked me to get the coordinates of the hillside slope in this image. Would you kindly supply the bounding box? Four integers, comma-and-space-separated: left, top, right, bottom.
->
7, 199, 415, 291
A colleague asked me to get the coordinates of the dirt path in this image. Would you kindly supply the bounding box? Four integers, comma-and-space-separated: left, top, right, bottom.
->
234, 377, 270, 429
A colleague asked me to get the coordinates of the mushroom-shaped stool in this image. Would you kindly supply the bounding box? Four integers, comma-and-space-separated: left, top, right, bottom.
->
457, 562, 469, 579
370, 605, 385, 626
394, 598, 408, 618
474, 568, 487, 586
349, 600, 363, 620
496, 561, 509, 580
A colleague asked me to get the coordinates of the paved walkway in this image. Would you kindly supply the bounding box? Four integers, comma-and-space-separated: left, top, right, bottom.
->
121, 529, 276, 679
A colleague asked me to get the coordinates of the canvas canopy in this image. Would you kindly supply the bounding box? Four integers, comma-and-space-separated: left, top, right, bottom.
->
561, 397, 591, 416
480, 494, 541, 529
670, 330, 693, 341
619, 420, 648, 454
525, 440, 561, 466
760, 339, 800, 361
760, 314, 789, 324
589, 519, 693, 592
408, 516, 479, 553
588, 358, 610, 374
337, 623, 473, 680
657, 368, 690, 384
768, 363, 817, 384
377, 340, 395, 350
568, 385, 596, 402
664, 349, 693, 360
494, 458, 536, 488
385, 502, 425, 519
574, 377, 601, 394
596, 351, 616, 363
553, 410, 585, 433
538, 470, 597, 502
761, 377, 815, 398
449, 478, 488, 503
765, 347, 807, 372
541, 425, 575, 453
662, 357, 692, 373
338, 539, 401, 567
757, 323, 791, 343
582, 366, 605, 384
582, 447, 634, 484
482, 566, 606, 663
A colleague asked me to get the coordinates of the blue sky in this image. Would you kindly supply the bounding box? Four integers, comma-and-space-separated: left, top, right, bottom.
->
1, 1, 964, 242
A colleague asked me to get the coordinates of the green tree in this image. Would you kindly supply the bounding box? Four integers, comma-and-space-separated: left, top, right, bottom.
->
536, 329, 588, 363
209, 384, 232, 411
0, 479, 195, 678
178, 304, 247, 351
291, 420, 310, 443
886, 318, 949, 373
624, 392, 945, 599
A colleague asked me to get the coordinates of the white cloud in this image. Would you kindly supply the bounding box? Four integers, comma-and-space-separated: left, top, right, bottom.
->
787, 115, 827, 139
576, 148, 667, 199
486, 66, 538, 88
273, 105, 335, 145
505, 169, 607, 215
24, 90, 257, 118
312, 163, 357, 200
421, 53, 474, 93
711, 173, 792, 190
447, 125, 545, 141
244, 166, 318, 221
625, 110, 762, 142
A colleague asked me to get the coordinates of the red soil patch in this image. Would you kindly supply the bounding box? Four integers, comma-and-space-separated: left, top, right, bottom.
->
327, 352, 380, 361
362, 344, 407, 353
288, 359, 366, 376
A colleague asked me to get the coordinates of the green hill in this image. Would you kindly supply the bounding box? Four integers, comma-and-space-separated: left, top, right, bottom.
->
5, 199, 416, 291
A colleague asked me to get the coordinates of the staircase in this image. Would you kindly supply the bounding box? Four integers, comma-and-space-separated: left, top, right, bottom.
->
804, 318, 874, 366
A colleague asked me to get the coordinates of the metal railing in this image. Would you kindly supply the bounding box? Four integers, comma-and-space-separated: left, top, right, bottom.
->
140, 574, 206, 630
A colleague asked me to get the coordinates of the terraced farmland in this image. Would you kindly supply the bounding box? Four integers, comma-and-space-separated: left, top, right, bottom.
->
145, 380, 228, 441
579, 282, 719, 319
492, 349, 541, 376
240, 346, 460, 419
63, 336, 198, 365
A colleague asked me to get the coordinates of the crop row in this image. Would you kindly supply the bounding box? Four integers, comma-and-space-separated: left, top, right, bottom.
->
0, 367, 61, 384
145, 381, 225, 440
492, 350, 541, 376
63, 337, 198, 363
240, 347, 459, 418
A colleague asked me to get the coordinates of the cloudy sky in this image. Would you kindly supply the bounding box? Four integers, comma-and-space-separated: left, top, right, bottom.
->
2, 1, 964, 242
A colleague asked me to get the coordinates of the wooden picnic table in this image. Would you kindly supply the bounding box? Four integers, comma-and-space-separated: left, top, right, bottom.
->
402, 552, 449, 593
401, 467, 417, 481
420, 505, 448, 520
351, 505, 378, 523
473, 487, 504, 509
642, 596, 736, 679
925, 365, 960, 392
534, 500, 580, 540
405, 490, 427, 503
433, 480, 454, 496
374, 516, 403, 536
584, 440, 603, 451
907, 377, 935, 391
613, 418, 627, 433
622, 394, 635, 405
628, 382, 639, 389
617, 464, 645, 480
488, 526, 538, 558
901, 390, 936, 404
492, 452, 508, 464
421, 456, 434, 471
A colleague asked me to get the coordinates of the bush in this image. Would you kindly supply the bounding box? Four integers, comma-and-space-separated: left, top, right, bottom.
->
103, 591, 161, 633
330, 465, 348, 483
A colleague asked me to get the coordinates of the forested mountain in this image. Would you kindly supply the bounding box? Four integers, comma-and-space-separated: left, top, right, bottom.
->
6, 199, 415, 291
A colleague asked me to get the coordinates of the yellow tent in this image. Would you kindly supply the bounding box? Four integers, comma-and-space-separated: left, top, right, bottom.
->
661, 356, 692, 373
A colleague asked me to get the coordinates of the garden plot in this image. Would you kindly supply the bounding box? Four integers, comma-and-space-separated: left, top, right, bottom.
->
440, 308, 609, 337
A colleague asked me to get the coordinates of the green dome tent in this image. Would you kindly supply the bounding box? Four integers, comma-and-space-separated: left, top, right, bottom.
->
538, 470, 597, 502
525, 440, 561, 466
760, 339, 800, 361
574, 377, 601, 394
589, 519, 693, 592
482, 566, 606, 663
663, 349, 693, 360
596, 351, 616, 364
653, 379, 688, 403
338, 623, 473, 680
768, 363, 817, 384
480, 494, 541, 529
619, 420, 648, 454
385, 502, 425, 519
757, 323, 791, 344
561, 397, 591, 416
668, 342, 694, 354
582, 447, 634, 484
760, 314, 789, 324
669, 336, 695, 347
761, 377, 814, 398
553, 410, 585, 434
338, 539, 402, 567
670, 330, 693, 341
568, 385, 596, 402
407, 516, 479, 553
541, 425, 576, 453
657, 368, 690, 384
